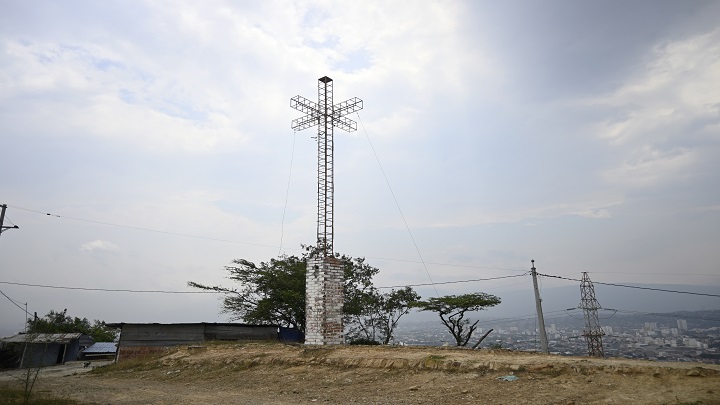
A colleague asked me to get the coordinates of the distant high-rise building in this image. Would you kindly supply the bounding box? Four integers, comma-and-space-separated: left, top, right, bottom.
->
677, 319, 688, 330
644, 322, 657, 331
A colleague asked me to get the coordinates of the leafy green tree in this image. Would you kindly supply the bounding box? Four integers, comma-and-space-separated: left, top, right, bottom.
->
26, 309, 118, 342
345, 286, 420, 345
377, 287, 421, 344
189, 245, 419, 342
189, 255, 307, 331
412, 293, 501, 346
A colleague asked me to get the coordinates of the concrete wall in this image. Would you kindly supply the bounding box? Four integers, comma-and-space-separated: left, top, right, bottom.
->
115, 323, 281, 362
20, 340, 81, 368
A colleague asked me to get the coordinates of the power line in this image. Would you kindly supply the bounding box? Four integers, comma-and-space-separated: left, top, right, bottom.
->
8, 204, 281, 249
474, 310, 569, 327
377, 273, 527, 289
611, 309, 720, 323
278, 129, 298, 256
0, 288, 28, 314
7, 203, 529, 273
0, 280, 220, 294
365, 257, 527, 273
1, 273, 528, 295
590, 271, 718, 277
356, 112, 438, 296
538, 273, 720, 298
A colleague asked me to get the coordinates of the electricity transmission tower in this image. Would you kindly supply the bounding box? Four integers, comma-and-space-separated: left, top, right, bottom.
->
291, 77, 362, 345
0, 204, 20, 238
579, 272, 605, 357
291, 77, 363, 257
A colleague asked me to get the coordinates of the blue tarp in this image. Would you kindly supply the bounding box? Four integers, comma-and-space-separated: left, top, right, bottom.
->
278, 327, 304, 343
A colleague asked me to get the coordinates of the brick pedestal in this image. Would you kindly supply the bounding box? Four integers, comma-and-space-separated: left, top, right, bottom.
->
305, 256, 344, 345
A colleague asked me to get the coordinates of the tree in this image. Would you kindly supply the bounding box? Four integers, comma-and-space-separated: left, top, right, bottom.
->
26, 309, 118, 342
189, 255, 307, 331
377, 287, 421, 344
346, 286, 421, 345
412, 293, 501, 346
189, 245, 419, 342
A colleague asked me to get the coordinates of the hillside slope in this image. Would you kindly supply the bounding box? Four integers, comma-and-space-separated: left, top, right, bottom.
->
24, 342, 720, 404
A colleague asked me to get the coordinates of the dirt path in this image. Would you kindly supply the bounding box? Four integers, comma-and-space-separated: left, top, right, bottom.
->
0, 360, 114, 382
10, 343, 720, 404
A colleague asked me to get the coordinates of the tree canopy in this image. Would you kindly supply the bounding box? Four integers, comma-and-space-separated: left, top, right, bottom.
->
189, 255, 307, 331
26, 309, 118, 342
345, 286, 420, 345
412, 293, 501, 346
189, 245, 418, 342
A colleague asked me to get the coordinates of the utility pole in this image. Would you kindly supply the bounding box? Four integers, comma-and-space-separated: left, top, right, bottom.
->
531, 260, 549, 353
0, 204, 20, 238
580, 272, 605, 357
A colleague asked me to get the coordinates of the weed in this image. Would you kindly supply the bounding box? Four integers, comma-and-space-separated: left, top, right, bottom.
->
90, 352, 168, 376
0, 385, 81, 404
301, 348, 333, 358
423, 354, 447, 368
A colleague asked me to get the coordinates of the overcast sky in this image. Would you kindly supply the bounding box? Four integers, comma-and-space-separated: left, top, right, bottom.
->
1, 1, 719, 336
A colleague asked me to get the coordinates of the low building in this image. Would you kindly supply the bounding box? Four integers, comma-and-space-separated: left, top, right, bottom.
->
106, 323, 301, 361
81, 342, 118, 360
0, 333, 92, 368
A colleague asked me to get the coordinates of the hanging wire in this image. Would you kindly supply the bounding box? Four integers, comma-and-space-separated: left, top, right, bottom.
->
279, 129, 298, 256
0, 288, 28, 314
356, 112, 439, 297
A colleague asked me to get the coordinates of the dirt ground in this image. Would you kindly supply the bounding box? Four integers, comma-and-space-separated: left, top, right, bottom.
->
6, 342, 720, 404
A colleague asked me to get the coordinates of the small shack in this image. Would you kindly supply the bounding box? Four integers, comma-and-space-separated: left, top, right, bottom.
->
81, 342, 118, 361
107, 323, 300, 361
0, 333, 92, 368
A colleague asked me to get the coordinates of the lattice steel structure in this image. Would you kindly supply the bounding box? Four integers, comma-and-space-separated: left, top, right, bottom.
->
291, 76, 363, 256
579, 272, 605, 357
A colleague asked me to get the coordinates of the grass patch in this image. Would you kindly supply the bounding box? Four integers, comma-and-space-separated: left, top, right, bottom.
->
0, 385, 81, 404
423, 354, 448, 368
301, 348, 333, 358
89, 351, 170, 376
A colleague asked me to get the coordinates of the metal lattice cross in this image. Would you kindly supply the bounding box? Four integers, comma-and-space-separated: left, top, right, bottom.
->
290, 76, 363, 257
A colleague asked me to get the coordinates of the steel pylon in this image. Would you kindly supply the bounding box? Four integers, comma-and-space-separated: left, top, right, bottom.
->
579, 272, 605, 357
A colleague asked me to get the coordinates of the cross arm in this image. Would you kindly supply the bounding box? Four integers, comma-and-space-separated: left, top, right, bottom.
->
292, 115, 320, 131
333, 116, 358, 132
291, 95, 320, 115
332, 97, 363, 118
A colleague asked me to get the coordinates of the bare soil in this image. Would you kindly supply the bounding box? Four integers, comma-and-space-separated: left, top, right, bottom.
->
9, 342, 720, 404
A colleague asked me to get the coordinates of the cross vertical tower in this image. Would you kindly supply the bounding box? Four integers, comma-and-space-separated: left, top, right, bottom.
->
579, 272, 605, 357
291, 76, 362, 344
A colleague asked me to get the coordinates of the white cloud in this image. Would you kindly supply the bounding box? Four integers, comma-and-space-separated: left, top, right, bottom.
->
602, 147, 697, 187
586, 28, 720, 187
80, 240, 120, 253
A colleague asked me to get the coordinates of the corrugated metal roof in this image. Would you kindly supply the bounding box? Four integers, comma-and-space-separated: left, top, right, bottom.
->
105, 322, 278, 328
83, 342, 117, 353
0, 333, 83, 344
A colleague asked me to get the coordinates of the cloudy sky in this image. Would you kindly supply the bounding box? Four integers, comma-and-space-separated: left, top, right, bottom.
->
1, 1, 719, 336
